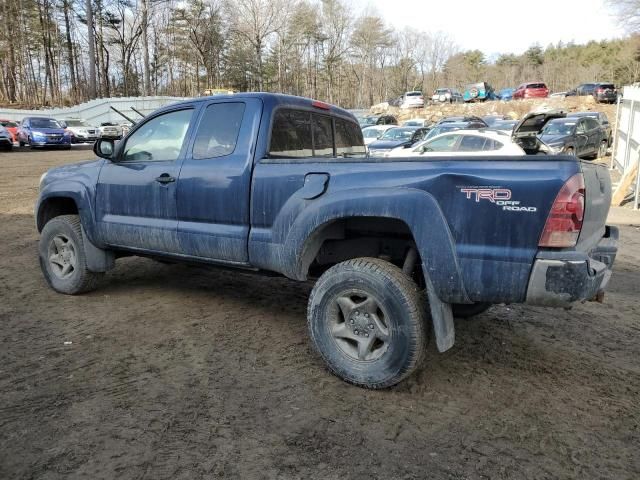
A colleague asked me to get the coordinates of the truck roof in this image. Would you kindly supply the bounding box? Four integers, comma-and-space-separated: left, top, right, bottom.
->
160, 92, 357, 124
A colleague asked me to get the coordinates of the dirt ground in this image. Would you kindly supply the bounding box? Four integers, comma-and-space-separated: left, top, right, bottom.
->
1, 146, 639, 480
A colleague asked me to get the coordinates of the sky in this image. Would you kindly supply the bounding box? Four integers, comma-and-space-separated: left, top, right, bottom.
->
350, 0, 626, 58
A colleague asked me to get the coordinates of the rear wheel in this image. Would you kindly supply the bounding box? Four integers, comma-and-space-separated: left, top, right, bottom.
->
308, 258, 427, 389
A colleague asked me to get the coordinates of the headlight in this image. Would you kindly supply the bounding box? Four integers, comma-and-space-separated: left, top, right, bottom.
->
370, 149, 390, 157
547, 144, 563, 154
32, 131, 45, 138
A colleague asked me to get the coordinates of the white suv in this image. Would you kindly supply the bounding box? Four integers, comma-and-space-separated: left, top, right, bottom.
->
400, 91, 424, 109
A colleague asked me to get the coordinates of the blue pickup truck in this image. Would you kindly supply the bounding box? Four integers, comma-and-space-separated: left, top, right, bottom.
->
36, 93, 618, 388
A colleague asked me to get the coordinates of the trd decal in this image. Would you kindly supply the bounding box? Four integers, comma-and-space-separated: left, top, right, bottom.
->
459, 187, 537, 212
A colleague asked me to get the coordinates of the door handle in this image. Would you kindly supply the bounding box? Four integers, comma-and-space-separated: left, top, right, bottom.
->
155, 174, 175, 184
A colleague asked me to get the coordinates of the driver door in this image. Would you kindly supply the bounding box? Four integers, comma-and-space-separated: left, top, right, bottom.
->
95, 107, 196, 253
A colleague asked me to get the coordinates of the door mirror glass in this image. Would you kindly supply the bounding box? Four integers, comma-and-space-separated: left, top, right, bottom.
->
94, 138, 115, 159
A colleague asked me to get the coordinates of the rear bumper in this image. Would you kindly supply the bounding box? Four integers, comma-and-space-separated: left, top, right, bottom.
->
526, 226, 618, 307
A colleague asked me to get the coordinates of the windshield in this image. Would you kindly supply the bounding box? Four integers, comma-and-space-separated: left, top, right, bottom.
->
64, 120, 88, 127
362, 128, 384, 139
0, 121, 17, 128
31, 118, 62, 129
380, 128, 415, 141
541, 122, 575, 136
406, 92, 422, 97
526, 83, 546, 89
493, 121, 517, 131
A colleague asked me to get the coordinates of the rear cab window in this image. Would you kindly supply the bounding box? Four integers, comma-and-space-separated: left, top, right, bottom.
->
526, 83, 547, 89
269, 109, 366, 159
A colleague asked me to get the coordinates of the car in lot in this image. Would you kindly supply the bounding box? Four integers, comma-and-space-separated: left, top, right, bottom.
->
431, 88, 463, 103
362, 124, 395, 146
402, 118, 430, 127
400, 91, 425, 109
367, 126, 430, 157
463, 82, 498, 102
0, 125, 13, 150
538, 116, 608, 159
592, 83, 617, 104
62, 119, 100, 144
386, 129, 525, 157
0, 119, 19, 142
498, 88, 515, 101
512, 82, 549, 99
435, 115, 488, 127
491, 119, 518, 132
35, 93, 618, 389
98, 122, 124, 140
423, 120, 488, 142
359, 114, 398, 128
567, 111, 612, 146
565, 83, 597, 98
17, 117, 71, 149
482, 115, 511, 126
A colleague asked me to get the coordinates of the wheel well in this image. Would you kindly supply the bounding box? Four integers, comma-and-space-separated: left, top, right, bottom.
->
37, 197, 78, 232
302, 217, 421, 281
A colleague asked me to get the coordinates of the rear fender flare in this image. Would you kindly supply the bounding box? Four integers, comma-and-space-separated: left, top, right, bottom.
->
283, 187, 470, 304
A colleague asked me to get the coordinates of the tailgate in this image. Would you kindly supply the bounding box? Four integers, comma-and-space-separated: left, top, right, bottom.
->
577, 161, 612, 252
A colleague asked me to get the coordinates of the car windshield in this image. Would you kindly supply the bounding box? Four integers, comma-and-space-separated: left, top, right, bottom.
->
362, 128, 384, 139
527, 83, 546, 89
435, 89, 450, 94
403, 121, 423, 126
541, 121, 575, 136
406, 92, 422, 97
65, 120, 88, 127
380, 128, 415, 141
599, 84, 615, 89
493, 121, 517, 131
1, 121, 17, 128
31, 118, 62, 129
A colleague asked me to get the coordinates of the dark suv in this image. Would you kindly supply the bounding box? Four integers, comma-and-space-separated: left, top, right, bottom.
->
566, 83, 597, 97
567, 112, 612, 146
592, 83, 617, 104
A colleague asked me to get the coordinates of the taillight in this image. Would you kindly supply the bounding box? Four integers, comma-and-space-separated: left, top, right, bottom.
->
311, 100, 330, 110
539, 173, 585, 248
596, 88, 604, 93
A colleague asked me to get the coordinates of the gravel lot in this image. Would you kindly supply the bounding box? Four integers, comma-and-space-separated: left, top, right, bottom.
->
1, 147, 639, 480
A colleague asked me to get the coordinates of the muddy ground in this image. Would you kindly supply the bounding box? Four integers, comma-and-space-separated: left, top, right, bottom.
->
0, 147, 639, 480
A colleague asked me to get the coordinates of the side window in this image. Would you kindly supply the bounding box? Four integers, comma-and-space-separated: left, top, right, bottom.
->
312, 114, 334, 157
587, 118, 600, 130
193, 102, 245, 159
458, 135, 487, 152
122, 109, 193, 162
576, 121, 586, 134
269, 110, 313, 158
424, 135, 458, 152
483, 139, 503, 151
335, 119, 366, 158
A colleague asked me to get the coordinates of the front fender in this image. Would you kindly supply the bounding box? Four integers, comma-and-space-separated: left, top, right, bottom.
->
250, 187, 470, 304
36, 181, 100, 246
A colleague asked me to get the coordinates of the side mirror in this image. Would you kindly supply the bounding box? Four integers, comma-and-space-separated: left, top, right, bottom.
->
94, 138, 115, 160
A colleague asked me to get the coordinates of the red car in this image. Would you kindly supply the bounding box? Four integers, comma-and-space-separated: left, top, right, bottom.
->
512, 82, 549, 100
0, 119, 18, 142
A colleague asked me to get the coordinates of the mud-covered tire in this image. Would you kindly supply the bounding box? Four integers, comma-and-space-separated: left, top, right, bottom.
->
307, 257, 427, 389
39, 214, 103, 295
452, 302, 492, 319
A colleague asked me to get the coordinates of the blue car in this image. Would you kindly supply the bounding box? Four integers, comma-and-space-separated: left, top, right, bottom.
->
498, 88, 515, 101
18, 117, 71, 149
463, 82, 498, 102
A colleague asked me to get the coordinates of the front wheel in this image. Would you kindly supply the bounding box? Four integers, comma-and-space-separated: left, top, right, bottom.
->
307, 258, 427, 389
39, 214, 103, 294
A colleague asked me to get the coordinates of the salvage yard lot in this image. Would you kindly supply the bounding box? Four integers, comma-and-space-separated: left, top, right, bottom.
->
1, 147, 639, 479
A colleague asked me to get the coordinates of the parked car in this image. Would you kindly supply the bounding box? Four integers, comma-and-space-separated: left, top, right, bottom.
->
431, 88, 463, 103
565, 83, 597, 97
362, 125, 395, 146
511, 110, 566, 155
17, 117, 71, 149
367, 126, 430, 157
435, 116, 489, 127
0, 119, 19, 142
481, 115, 511, 126
592, 83, 617, 104
512, 82, 549, 100
423, 120, 488, 142
497, 88, 515, 101
98, 122, 124, 140
491, 119, 518, 132
0, 125, 13, 151
463, 82, 498, 102
402, 118, 430, 127
567, 111, 612, 146
400, 91, 425, 109
538, 117, 608, 159
387, 130, 525, 157
62, 119, 100, 144
36, 92, 617, 388
359, 114, 398, 128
